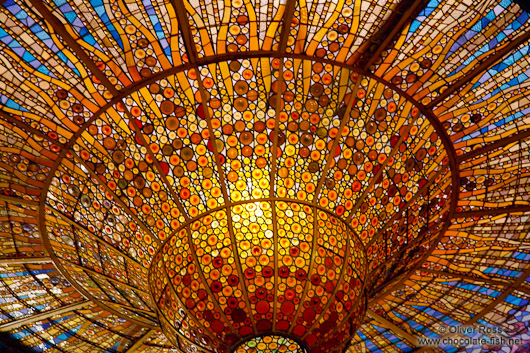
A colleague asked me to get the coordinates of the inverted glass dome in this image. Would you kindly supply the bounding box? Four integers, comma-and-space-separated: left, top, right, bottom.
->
0, 0, 530, 352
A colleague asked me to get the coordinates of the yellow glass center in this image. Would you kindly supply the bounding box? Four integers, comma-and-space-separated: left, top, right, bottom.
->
149, 201, 367, 352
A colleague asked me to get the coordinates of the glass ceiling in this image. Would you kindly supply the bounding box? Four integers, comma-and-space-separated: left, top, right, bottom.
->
0, 0, 530, 351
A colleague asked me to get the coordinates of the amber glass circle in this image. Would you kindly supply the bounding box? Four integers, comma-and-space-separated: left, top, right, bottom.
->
149, 201, 367, 353
233, 335, 307, 353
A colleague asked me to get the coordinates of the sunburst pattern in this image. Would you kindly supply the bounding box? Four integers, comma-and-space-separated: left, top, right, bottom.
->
1, 0, 530, 352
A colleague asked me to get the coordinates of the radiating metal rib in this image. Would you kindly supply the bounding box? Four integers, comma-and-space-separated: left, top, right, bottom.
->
453, 205, 530, 218
457, 128, 530, 163
0, 256, 50, 265
367, 310, 419, 348
427, 30, 530, 109
124, 329, 155, 353
0, 300, 90, 332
